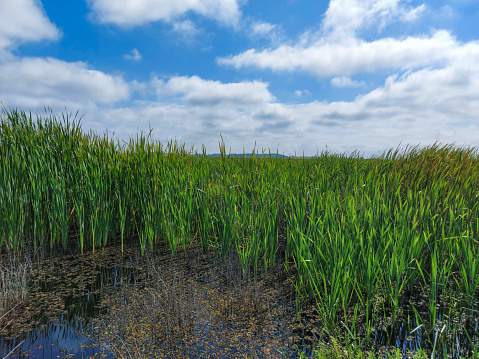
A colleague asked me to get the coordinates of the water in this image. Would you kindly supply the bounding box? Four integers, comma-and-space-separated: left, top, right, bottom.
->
1, 241, 478, 358
0, 245, 141, 358
0, 242, 299, 358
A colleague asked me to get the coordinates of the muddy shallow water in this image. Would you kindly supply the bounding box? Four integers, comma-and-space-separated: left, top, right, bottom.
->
1, 239, 478, 358
0, 240, 305, 358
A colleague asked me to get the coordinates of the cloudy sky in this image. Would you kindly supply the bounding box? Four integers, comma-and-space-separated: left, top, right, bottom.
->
0, 0, 478, 156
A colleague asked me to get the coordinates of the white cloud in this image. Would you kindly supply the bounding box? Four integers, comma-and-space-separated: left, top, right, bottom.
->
124, 48, 142, 61
251, 22, 276, 37
99, 56, 479, 156
0, 57, 130, 109
331, 76, 365, 88
434, 5, 458, 20
219, 30, 460, 77
0, 0, 132, 126
218, 0, 444, 78
172, 20, 199, 36
304, 61, 479, 154
98, 102, 294, 155
4, 64, 472, 157
0, 0, 60, 53
321, 0, 425, 38
400, 4, 425, 21
94, 76, 289, 153
246, 20, 285, 46
87, 0, 241, 27
1, 0, 476, 157
152, 75, 275, 106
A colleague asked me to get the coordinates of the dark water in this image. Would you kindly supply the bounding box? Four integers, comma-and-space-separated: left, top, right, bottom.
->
0, 242, 299, 358
1, 241, 478, 358
0, 245, 141, 359
294, 298, 479, 359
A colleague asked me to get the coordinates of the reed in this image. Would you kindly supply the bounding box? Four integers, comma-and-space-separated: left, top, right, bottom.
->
0, 253, 30, 316
1, 107, 478, 356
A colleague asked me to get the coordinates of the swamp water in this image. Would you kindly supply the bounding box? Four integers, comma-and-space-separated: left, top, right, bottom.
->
0, 241, 302, 358
1, 241, 478, 359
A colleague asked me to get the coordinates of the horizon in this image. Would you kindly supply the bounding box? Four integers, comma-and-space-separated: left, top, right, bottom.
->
0, 0, 478, 157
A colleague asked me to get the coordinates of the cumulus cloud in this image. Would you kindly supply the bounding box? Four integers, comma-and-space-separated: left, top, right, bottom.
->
97, 54, 479, 156
93, 76, 291, 152
321, 0, 425, 38
217, 0, 449, 78
0, 57, 130, 109
87, 0, 241, 27
0, 0, 132, 122
4, 63, 470, 156
124, 48, 142, 61
303, 61, 479, 154
152, 75, 275, 106
0, 0, 60, 53
0, 0, 133, 122
219, 28, 461, 78
1, 0, 476, 157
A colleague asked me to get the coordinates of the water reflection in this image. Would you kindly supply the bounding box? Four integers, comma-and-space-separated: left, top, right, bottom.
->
2, 241, 478, 358
1, 242, 299, 358
0, 244, 140, 359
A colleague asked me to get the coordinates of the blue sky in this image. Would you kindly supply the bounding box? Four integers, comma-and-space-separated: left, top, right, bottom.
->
0, 0, 478, 156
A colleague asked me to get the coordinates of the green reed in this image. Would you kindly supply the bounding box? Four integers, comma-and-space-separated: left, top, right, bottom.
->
1, 107, 479, 355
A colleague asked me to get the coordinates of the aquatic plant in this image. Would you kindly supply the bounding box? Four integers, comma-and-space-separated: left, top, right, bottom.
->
0, 253, 30, 316
1, 107, 478, 356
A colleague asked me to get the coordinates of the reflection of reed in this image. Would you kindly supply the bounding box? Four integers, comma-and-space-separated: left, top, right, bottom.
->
0, 244, 143, 357
0, 301, 24, 359
1, 301, 23, 332
92, 243, 297, 358
1, 339, 24, 359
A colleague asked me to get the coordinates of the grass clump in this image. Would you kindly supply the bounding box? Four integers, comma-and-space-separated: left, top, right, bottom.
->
300, 340, 429, 359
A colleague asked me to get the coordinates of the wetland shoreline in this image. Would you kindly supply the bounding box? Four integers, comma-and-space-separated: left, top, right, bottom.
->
1, 108, 479, 358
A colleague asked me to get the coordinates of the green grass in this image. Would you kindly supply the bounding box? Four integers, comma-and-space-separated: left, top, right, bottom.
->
299, 338, 479, 359
1, 107, 479, 357
298, 338, 429, 359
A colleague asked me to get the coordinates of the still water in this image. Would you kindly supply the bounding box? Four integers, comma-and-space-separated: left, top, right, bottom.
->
0, 241, 299, 358
1, 240, 478, 358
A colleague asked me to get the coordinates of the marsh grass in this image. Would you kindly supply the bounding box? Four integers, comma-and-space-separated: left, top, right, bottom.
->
299, 339, 430, 359
1, 107, 479, 356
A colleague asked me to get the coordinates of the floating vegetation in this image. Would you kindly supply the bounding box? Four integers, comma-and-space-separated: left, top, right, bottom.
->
90, 242, 298, 358
1, 107, 479, 357
0, 244, 140, 358
1, 240, 298, 358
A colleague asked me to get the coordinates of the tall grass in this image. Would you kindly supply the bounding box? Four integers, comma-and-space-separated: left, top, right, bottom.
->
1, 107, 478, 355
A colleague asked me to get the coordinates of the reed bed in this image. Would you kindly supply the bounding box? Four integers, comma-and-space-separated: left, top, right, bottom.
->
1, 107, 478, 356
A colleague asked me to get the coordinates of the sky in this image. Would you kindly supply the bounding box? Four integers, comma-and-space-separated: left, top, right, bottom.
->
0, 0, 478, 156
